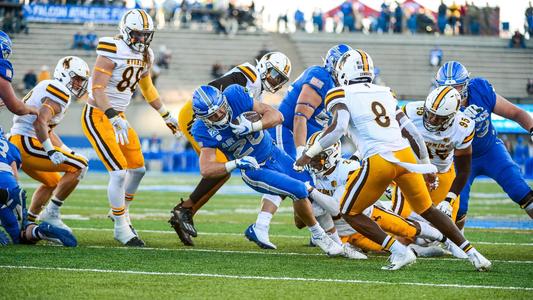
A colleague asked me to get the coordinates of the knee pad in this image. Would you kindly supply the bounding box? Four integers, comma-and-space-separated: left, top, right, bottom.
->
262, 194, 282, 208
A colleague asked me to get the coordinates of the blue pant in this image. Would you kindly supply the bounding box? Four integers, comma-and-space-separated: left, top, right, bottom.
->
241, 146, 312, 200
459, 139, 532, 218
0, 185, 27, 244
267, 125, 297, 159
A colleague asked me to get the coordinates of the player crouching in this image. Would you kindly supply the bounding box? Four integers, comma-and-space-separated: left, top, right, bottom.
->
9, 56, 90, 235
0, 129, 76, 247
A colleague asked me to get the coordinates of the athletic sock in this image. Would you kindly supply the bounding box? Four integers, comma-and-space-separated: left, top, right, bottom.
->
328, 231, 342, 245
417, 221, 444, 242
382, 235, 403, 253
108, 170, 126, 211
459, 240, 476, 256
27, 211, 38, 222
125, 193, 134, 210
48, 196, 64, 212
255, 211, 272, 230
308, 223, 325, 238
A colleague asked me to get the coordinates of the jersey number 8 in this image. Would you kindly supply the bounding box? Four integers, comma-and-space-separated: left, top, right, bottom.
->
371, 101, 390, 127
117, 66, 144, 93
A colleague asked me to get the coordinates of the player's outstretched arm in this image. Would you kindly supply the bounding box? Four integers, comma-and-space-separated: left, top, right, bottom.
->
199, 148, 258, 178
0, 77, 38, 116
293, 84, 322, 157
396, 109, 430, 164
252, 101, 283, 130
493, 94, 533, 139
33, 99, 67, 165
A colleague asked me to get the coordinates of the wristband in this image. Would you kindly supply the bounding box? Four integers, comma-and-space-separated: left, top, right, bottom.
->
251, 121, 263, 132
104, 108, 119, 119
446, 192, 457, 201
306, 142, 323, 158
42, 138, 55, 153
60, 144, 74, 154
157, 105, 170, 118
224, 160, 237, 173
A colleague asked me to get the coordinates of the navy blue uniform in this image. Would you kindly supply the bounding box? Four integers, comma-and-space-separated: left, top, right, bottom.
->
268, 66, 335, 158
193, 85, 312, 200
458, 77, 532, 218
0, 58, 14, 83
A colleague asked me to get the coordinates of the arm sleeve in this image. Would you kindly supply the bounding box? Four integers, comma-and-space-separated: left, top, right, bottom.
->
318, 109, 349, 149
309, 189, 340, 216
208, 72, 248, 91
397, 110, 430, 162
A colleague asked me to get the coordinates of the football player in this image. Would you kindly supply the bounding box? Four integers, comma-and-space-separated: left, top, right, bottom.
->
435, 61, 533, 225
9, 56, 90, 236
245, 44, 352, 249
169, 52, 291, 246
190, 84, 343, 256
295, 49, 491, 271
0, 30, 38, 116
0, 128, 77, 247
390, 86, 475, 224
81, 9, 180, 246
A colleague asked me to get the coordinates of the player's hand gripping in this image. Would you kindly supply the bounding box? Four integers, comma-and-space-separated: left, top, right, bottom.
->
109, 115, 130, 145
423, 173, 439, 191
293, 152, 312, 172
230, 115, 255, 136
235, 156, 260, 171
47, 150, 67, 165
463, 104, 483, 120
162, 112, 182, 138
436, 199, 453, 218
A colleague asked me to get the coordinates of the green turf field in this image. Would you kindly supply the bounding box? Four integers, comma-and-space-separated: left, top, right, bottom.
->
1, 173, 532, 299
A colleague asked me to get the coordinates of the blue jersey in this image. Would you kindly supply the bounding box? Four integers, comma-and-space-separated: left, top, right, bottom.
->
465, 77, 497, 157
0, 58, 14, 82
278, 66, 335, 137
192, 84, 275, 162
0, 134, 21, 189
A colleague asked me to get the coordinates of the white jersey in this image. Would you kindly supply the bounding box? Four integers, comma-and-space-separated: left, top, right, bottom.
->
224, 62, 263, 101
88, 37, 154, 111
11, 79, 71, 138
404, 101, 475, 173
325, 83, 409, 160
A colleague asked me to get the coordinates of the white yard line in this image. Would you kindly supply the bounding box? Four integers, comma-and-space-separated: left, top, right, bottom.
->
1, 265, 531, 291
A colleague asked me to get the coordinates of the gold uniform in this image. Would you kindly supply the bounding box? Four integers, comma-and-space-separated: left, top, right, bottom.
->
10, 80, 88, 187
81, 37, 153, 171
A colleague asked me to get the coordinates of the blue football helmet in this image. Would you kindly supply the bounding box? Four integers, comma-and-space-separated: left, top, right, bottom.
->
435, 61, 470, 99
324, 44, 353, 74
0, 31, 12, 60
192, 85, 232, 130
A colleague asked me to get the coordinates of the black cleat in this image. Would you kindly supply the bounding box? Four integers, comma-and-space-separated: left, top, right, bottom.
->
168, 215, 195, 246
124, 236, 145, 247
170, 200, 197, 237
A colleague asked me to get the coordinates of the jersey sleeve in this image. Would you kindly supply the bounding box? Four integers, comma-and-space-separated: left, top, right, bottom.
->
236, 63, 259, 84
225, 84, 254, 113
456, 116, 476, 150
192, 121, 219, 149
0, 59, 14, 82
45, 82, 70, 107
470, 78, 497, 112
96, 37, 119, 58
209, 72, 248, 91
324, 87, 346, 112
302, 67, 332, 99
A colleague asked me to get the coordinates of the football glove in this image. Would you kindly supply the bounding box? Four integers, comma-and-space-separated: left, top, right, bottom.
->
109, 115, 130, 145
463, 104, 483, 120
162, 112, 182, 138
47, 150, 67, 165
235, 156, 260, 171
230, 115, 261, 137
436, 198, 453, 218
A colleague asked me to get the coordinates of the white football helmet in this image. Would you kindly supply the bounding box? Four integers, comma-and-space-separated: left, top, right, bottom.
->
54, 56, 90, 98
334, 49, 374, 86
256, 52, 291, 93
423, 86, 461, 132
306, 131, 341, 177
119, 9, 154, 53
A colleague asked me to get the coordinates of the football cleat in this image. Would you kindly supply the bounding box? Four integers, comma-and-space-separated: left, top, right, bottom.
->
341, 243, 368, 260
124, 236, 146, 247
244, 224, 276, 249
467, 249, 492, 272
37, 222, 77, 247
107, 209, 138, 236
170, 201, 197, 237
444, 239, 468, 259
408, 244, 446, 257
381, 248, 416, 270
312, 232, 343, 256
168, 210, 194, 246
39, 206, 72, 233
114, 223, 144, 247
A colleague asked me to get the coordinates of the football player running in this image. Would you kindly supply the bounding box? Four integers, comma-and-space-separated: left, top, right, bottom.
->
295, 49, 491, 271
190, 84, 342, 256
9, 56, 90, 236
302, 132, 455, 256
170, 52, 291, 246
81, 9, 180, 246
0, 30, 38, 116
435, 61, 533, 226
245, 44, 352, 249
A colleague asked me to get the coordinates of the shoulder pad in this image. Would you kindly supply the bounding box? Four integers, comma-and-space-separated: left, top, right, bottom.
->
456, 112, 476, 145
324, 87, 345, 110
44, 80, 71, 105
236, 62, 259, 83
403, 101, 424, 119
96, 37, 119, 57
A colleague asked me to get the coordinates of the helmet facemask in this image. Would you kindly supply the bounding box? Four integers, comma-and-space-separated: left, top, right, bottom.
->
306, 143, 340, 177
196, 96, 233, 130
67, 71, 89, 98
423, 108, 455, 132
124, 28, 154, 53
262, 63, 289, 93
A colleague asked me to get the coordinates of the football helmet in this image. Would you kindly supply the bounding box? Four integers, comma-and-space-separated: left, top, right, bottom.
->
0, 30, 12, 59
324, 44, 353, 74
334, 49, 374, 86
435, 61, 470, 100
305, 131, 341, 177
119, 9, 154, 53
423, 86, 461, 132
256, 52, 291, 93
53, 56, 90, 98
192, 85, 232, 130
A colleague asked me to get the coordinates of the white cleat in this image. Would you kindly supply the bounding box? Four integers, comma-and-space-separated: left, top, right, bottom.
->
114, 223, 144, 247
39, 207, 72, 233
408, 244, 446, 257
341, 243, 368, 260
381, 248, 417, 271
444, 239, 468, 259
468, 249, 492, 272
108, 209, 137, 236
312, 232, 343, 256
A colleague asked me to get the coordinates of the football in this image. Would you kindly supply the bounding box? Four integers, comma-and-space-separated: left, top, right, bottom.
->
231, 111, 262, 125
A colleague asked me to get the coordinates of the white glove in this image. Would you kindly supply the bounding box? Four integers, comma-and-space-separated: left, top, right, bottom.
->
436, 199, 453, 218
296, 146, 306, 160
463, 104, 483, 120
48, 150, 67, 165
162, 112, 182, 138
109, 115, 130, 145
230, 115, 261, 136
235, 156, 260, 171
73, 152, 88, 162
